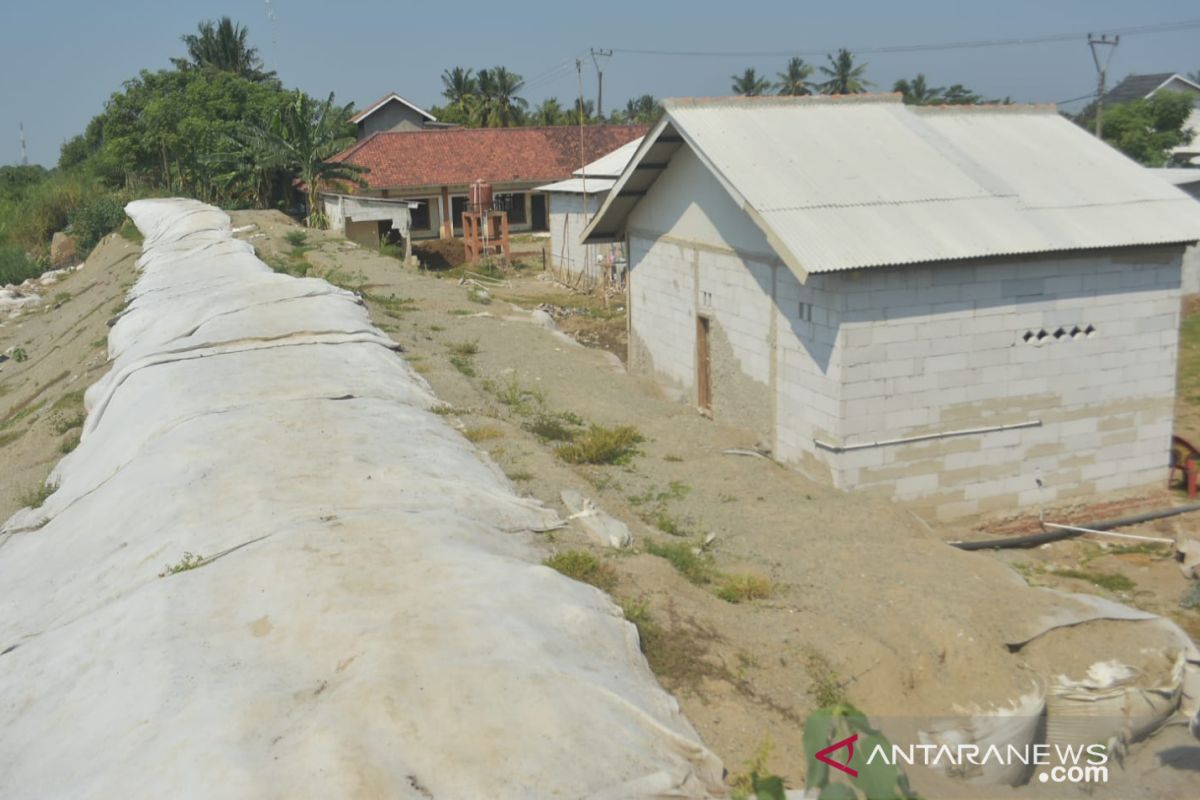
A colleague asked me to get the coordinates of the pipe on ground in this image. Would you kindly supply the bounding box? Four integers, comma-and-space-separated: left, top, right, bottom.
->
950, 502, 1200, 551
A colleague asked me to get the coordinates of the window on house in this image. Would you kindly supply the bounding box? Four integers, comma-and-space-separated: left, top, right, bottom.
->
494, 192, 527, 225
451, 196, 469, 231
409, 200, 431, 231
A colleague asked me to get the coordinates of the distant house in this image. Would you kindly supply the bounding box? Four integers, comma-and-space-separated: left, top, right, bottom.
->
537, 137, 642, 285
1103, 73, 1200, 165
583, 95, 1200, 519
350, 92, 442, 137
321, 125, 646, 245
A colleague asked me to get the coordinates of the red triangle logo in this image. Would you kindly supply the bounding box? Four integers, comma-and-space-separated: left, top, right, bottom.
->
815, 733, 859, 778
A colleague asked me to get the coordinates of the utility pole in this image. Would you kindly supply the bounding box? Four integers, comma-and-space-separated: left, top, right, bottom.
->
1087, 33, 1119, 139
19, 122, 28, 166
590, 48, 612, 120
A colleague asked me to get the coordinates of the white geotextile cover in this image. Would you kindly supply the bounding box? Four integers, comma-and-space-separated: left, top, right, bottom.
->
0, 199, 725, 799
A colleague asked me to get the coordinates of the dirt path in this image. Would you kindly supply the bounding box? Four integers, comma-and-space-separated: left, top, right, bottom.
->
232, 211, 1200, 798
4, 213, 1197, 798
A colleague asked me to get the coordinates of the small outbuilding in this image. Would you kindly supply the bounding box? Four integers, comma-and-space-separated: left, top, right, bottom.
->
538, 137, 642, 286
583, 95, 1200, 518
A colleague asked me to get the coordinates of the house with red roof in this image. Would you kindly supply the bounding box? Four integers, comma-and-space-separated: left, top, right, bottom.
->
321, 125, 647, 244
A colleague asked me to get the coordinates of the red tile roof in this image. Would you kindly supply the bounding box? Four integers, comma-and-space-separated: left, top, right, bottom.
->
330, 125, 649, 190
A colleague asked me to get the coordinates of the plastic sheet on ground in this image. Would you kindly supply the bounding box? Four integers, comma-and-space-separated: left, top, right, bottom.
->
0, 198, 725, 799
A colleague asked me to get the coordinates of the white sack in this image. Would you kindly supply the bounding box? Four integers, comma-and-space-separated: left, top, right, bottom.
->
0, 199, 725, 800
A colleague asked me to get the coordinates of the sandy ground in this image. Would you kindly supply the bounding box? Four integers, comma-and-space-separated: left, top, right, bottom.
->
3, 213, 1199, 798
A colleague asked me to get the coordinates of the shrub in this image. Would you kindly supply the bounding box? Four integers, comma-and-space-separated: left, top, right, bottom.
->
69, 193, 127, 254
0, 241, 39, 286
284, 230, 308, 247
544, 550, 618, 593
555, 424, 643, 465
523, 412, 581, 442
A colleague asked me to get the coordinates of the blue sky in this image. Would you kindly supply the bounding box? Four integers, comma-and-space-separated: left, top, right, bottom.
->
3, 0, 1198, 167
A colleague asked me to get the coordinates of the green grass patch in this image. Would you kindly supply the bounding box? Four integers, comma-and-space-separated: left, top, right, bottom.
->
449, 354, 476, 377
448, 339, 479, 357
555, 424, 643, 465
523, 411, 583, 442
51, 411, 85, 434
1050, 568, 1135, 593
463, 425, 503, 442
487, 374, 544, 414
19, 481, 58, 509
544, 550, 618, 593
363, 291, 417, 317
51, 390, 84, 411
717, 573, 773, 604
59, 431, 81, 454
644, 539, 715, 585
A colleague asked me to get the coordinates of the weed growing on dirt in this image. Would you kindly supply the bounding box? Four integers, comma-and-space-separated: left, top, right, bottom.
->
161, 552, 204, 576
644, 539, 715, 585
641, 507, 688, 536
363, 292, 417, 318
555, 424, 643, 465
11, 347, 28, 363
804, 650, 847, 708
284, 230, 308, 248
448, 339, 479, 357
467, 286, 492, 305
544, 550, 618, 593
463, 425, 503, 442
1050, 568, 1135, 593
717, 573, 773, 604
58, 431, 81, 454
523, 411, 582, 442
620, 598, 727, 692
487, 374, 544, 414
449, 355, 476, 377
729, 737, 785, 800
53, 291, 71, 305
429, 404, 455, 416
628, 481, 691, 507
52, 390, 84, 410
504, 467, 534, 482
19, 481, 58, 509
448, 309, 473, 316
51, 412, 85, 434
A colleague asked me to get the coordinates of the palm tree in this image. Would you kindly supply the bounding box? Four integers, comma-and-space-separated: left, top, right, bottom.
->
173, 17, 276, 82
893, 74, 943, 105
731, 68, 771, 96
572, 98, 596, 123
441, 67, 477, 113
623, 95, 662, 124
776, 57, 815, 96
531, 98, 566, 126
941, 84, 984, 105
245, 92, 367, 228
474, 66, 528, 127
818, 49, 872, 95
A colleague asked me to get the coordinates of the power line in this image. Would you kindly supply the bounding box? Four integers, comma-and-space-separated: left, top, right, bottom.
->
607, 18, 1200, 59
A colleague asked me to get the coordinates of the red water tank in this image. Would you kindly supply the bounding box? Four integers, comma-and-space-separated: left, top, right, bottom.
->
470, 179, 492, 212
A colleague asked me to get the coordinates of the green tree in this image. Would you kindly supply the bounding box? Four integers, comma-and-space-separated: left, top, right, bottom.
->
172, 17, 276, 83
619, 95, 662, 124
473, 66, 528, 127
893, 74, 943, 105
1099, 91, 1195, 166
942, 84, 984, 105
776, 57, 815, 96
732, 68, 771, 96
243, 91, 367, 226
440, 66, 478, 118
818, 49, 872, 95
572, 98, 596, 123
530, 97, 567, 126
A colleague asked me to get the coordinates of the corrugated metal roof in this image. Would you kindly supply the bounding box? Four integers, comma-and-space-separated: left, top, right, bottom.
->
572, 137, 644, 178
536, 177, 616, 194
582, 95, 1200, 276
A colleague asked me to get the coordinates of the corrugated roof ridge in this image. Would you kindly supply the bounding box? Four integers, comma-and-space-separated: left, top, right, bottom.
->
663, 93, 902, 109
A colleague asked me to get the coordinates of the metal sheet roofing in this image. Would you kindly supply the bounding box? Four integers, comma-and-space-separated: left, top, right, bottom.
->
582, 95, 1200, 277
572, 137, 644, 178
536, 177, 617, 194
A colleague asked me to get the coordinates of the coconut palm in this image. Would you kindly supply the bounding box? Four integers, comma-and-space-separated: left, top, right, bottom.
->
622, 95, 662, 124
474, 67, 528, 127
731, 68, 772, 97
893, 74, 944, 105
441, 67, 477, 113
776, 57, 815, 96
818, 49, 872, 95
531, 98, 567, 126
173, 17, 275, 83
244, 91, 367, 228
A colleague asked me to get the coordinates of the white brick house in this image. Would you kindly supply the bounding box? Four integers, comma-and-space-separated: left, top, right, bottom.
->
583, 95, 1200, 518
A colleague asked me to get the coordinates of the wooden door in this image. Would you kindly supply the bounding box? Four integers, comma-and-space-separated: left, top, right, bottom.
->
696, 316, 712, 413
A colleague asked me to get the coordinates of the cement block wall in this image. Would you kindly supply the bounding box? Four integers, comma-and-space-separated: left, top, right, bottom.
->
548, 193, 609, 283
827, 249, 1182, 518
624, 145, 1186, 517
